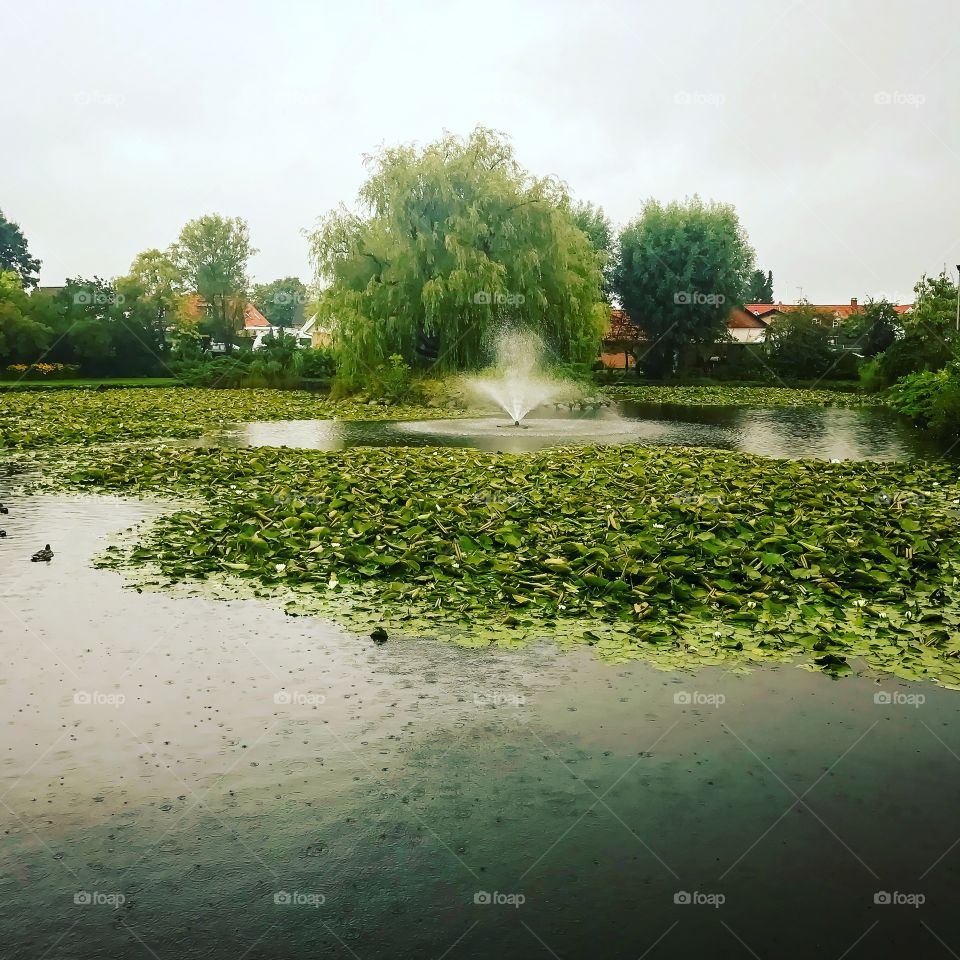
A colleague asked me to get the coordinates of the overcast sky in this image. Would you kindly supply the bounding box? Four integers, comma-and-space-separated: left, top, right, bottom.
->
5, 0, 958, 303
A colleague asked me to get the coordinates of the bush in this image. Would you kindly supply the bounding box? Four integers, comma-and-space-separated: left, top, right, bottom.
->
298, 348, 335, 379
366, 354, 416, 403
3, 362, 80, 380
887, 362, 960, 435
869, 334, 953, 389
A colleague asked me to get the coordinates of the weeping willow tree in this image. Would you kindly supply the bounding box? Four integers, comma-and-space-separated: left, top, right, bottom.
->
309, 128, 607, 385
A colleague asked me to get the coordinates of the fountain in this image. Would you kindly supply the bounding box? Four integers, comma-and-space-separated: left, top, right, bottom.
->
461, 329, 581, 425
392, 328, 641, 451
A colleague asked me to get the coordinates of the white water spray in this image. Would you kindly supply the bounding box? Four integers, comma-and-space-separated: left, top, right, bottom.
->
462, 330, 582, 424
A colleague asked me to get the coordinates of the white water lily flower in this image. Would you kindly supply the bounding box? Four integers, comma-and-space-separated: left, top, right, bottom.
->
275, 563, 286, 573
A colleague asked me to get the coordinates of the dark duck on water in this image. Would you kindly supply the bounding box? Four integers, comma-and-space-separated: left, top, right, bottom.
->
31, 544, 53, 562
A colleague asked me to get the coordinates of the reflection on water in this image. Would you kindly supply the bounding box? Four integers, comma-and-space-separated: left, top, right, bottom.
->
2, 486, 960, 957
199, 402, 954, 461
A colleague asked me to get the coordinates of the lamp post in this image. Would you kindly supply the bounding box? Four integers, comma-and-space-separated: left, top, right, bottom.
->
956, 264, 959, 334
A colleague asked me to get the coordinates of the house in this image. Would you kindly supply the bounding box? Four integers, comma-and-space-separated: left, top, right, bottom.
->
599, 298, 913, 367
298, 313, 334, 349
241, 304, 313, 350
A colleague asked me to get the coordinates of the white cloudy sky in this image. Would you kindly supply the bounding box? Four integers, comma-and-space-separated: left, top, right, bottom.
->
5, 0, 958, 303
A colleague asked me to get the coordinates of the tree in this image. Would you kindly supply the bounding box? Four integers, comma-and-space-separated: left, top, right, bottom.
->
571, 202, 616, 300
903, 271, 958, 342
612, 197, 755, 377
0, 271, 52, 364
0, 210, 41, 290
252, 276, 308, 328
309, 128, 606, 385
171, 215, 256, 353
841, 298, 900, 357
47, 277, 167, 376
764, 303, 839, 378
118, 249, 184, 324
746, 268, 774, 303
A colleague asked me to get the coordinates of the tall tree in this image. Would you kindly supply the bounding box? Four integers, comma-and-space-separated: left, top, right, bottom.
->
309, 128, 606, 384
841, 298, 900, 357
571, 202, 616, 300
0, 271, 52, 363
0, 210, 41, 290
764, 303, 839, 379
613, 197, 755, 377
903, 271, 959, 341
746, 268, 774, 303
170, 215, 256, 353
252, 276, 308, 328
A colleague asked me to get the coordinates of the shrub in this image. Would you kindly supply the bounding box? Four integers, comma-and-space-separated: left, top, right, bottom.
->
887, 362, 960, 435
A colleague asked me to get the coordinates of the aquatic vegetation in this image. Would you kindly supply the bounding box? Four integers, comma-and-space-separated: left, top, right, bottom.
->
603, 385, 877, 407
42, 442, 960, 685
0, 387, 463, 449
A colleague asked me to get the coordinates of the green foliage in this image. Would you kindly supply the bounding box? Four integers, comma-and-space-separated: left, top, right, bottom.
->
309, 128, 606, 386
888, 363, 960, 435
47, 277, 168, 376
571, 201, 616, 300
764, 304, 846, 379
0, 272, 52, 363
603, 384, 872, 406
613, 196, 755, 377
367, 354, 415, 403
171, 215, 257, 352
868, 333, 953, 389
298, 347, 335, 380
841, 299, 900, 357
746, 268, 774, 303
39, 439, 960, 685
0, 210, 41, 289
903, 271, 959, 340
252, 277, 308, 328
0, 388, 465, 449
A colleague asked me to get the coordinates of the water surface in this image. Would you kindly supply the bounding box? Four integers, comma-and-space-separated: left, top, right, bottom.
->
199, 402, 954, 460
2, 485, 960, 957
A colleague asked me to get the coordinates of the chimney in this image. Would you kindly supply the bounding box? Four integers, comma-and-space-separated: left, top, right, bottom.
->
850, 297, 858, 308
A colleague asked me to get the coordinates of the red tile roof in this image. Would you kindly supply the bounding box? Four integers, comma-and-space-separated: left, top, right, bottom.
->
243, 304, 270, 328
745, 301, 912, 320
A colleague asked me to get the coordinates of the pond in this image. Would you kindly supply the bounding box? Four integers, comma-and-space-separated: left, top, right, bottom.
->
3, 394, 959, 958
2, 489, 960, 958
198, 401, 954, 460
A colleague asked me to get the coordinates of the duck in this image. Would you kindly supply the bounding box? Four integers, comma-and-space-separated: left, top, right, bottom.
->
31, 544, 53, 562
370, 626, 388, 645
0, 504, 8, 515
0, 530, 6, 538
